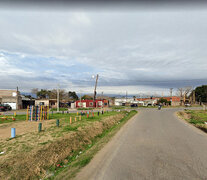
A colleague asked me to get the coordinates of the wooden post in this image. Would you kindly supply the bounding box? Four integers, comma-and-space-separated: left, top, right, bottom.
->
75, 117, 77, 122
26, 106, 29, 121
47, 106, 49, 120
70, 117, 72, 124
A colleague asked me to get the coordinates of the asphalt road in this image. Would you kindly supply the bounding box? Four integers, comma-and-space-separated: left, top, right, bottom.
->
75, 108, 207, 180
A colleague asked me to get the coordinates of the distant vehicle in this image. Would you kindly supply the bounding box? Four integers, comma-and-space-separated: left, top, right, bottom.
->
3, 104, 12, 111
130, 104, 138, 107
158, 105, 162, 110
185, 103, 191, 107
0, 104, 7, 111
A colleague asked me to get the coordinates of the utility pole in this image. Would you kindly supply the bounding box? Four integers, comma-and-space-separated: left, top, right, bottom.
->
80, 91, 82, 108
93, 74, 99, 108
170, 88, 173, 106
101, 91, 103, 112
170, 88, 173, 97
57, 84, 59, 112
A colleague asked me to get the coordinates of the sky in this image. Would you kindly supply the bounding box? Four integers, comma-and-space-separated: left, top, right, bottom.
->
0, 3, 207, 96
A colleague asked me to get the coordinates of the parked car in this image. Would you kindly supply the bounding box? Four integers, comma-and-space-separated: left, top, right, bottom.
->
3, 104, 12, 111
0, 104, 7, 111
185, 103, 191, 107
130, 104, 138, 107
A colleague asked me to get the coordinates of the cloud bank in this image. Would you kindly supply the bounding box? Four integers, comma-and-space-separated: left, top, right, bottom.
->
0, 9, 207, 95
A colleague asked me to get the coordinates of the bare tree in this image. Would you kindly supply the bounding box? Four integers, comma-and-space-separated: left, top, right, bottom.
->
31, 88, 38, 97
177, 86, 193, 105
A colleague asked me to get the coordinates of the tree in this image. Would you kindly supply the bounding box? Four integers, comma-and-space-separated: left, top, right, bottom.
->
195, 85, 207, 103
68, 91, 79, 100
81, 95, 93, 100
31, 88, 38, 98
157, 98, 171, 105
36, 89, 50, 99
177, 86, 193, 105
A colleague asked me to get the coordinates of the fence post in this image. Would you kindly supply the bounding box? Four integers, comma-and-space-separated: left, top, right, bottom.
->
56, 119, 60, 127
70, 117, 72, 124
11, 128, 16, 138
38, 123, 42, 132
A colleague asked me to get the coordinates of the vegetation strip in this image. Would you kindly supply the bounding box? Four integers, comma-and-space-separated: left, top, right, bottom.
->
51, 110, 137, 180
0, 110, 137, 180
177, 109, 207, 133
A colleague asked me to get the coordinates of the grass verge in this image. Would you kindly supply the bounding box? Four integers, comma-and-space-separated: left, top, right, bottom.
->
51, 110, 137, 180
0, 111, 137, 180
177, 109, 207, 133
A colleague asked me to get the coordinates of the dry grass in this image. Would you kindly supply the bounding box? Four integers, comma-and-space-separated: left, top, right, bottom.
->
0, 112, 125, 180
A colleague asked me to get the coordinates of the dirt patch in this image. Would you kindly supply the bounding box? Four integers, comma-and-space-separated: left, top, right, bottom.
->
177, 111, 191, 120
0, 119, 56, 140
0, 113, 124, 180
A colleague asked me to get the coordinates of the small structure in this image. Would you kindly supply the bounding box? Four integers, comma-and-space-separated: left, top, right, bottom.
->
35, 99, 57, 108
75, 99, 108, 108
114, 98, 135, 106
136, 96, 181, 106
21, 95, 35, 109
0, 89, 22, 110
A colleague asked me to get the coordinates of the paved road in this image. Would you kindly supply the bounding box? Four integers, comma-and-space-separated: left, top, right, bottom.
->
75, 108, 207, 180
2, 106, 202, 115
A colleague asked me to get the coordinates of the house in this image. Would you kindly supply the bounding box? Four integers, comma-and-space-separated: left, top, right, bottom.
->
21, 95, 35, 109
114, 98, 135, 106
0, 89, 22, 110
136, 96, 181, 106
75, 99, 108, 108
35, 99, 57, 108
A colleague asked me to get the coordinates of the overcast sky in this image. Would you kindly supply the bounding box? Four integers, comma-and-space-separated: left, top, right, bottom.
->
0, 5, 207, 96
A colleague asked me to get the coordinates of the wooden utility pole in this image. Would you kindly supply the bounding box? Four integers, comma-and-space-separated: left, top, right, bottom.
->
170, 88, 173, 97
80, 91, 82, 108
93, 74, 99, 107
170, 88, 173, 103
57, 84, 59, 112
101, 91, 103, 111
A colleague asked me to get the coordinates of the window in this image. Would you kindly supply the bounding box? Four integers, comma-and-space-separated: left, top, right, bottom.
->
40, 102, 44, 105
89, 102, 93, 106
98, 101, 102, 106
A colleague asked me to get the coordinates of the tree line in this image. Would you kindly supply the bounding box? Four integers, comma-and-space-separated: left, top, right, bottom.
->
30, 88, 94, 101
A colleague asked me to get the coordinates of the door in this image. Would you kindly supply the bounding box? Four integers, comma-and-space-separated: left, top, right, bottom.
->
83, 102, 86, 108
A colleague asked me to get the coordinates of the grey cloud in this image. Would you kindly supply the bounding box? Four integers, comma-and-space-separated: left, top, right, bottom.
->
0, 9, 207, 93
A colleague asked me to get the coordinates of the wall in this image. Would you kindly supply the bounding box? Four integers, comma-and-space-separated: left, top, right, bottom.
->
0, 90, 22, 110
35, 99, 49, 106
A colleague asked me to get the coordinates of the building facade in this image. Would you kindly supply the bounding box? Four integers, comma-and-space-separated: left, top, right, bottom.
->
0, 89, 22, 110
75, 99, 108, 108
35, 99, 57, 108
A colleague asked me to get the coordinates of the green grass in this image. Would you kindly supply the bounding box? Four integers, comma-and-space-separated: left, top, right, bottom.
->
0, 114, 26, 124
50, 108, 68, 111
77, 107, 94, 110
185, 110, 207, 124
48, 110, 137, 180
111, 106, 126, 109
